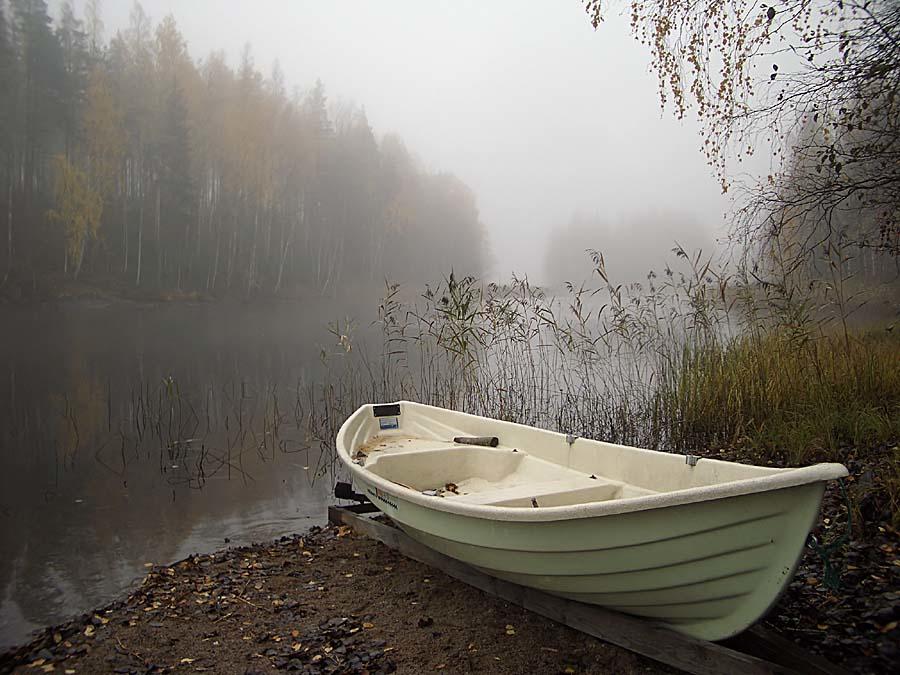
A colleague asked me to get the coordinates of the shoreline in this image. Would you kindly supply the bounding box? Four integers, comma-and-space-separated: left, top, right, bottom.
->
2, 492, 897, 674
0, 525, 662, 674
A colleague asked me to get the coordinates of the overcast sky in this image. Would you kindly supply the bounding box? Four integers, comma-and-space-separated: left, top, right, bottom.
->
92, 0, 730, 281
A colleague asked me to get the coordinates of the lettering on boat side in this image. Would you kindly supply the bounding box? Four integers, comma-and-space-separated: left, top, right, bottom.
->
367, 487, 399, 510
379, 416, 399, 430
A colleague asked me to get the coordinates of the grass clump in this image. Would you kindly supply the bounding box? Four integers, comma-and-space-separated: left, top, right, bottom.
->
660, 329, 900, 465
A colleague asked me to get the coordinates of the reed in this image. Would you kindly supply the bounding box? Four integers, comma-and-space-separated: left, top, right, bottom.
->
308, 254, 899, 525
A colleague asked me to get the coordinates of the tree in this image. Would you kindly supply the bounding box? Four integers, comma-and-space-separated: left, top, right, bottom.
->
0, 2, 17, 284
584, 0, 900, 273
56, 0, 89, 158
10, 0, 65, 271
153, 14, 195, 287
82, 65, 125, 200
84, 0, 103, 58
47, 154, 102, 278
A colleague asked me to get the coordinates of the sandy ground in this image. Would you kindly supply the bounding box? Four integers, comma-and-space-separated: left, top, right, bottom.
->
0, 525, 667, 674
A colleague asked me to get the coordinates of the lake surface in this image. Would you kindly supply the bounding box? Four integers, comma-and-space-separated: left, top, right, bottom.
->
0, 298, 374, 649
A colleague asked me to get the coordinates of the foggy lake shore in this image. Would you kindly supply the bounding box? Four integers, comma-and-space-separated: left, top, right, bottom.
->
2, 273, 897, 660
1, 0, 897, 671
2, 496, 897, 675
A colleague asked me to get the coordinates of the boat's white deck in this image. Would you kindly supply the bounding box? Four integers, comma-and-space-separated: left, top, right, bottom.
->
356, 435, 657, 508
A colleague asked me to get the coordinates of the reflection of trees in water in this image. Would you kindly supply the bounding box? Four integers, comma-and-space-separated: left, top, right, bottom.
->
0, 303, 359, 648
0, 369, 336, 646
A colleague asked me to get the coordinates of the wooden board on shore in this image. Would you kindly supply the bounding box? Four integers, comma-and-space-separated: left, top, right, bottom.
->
328, 505, 850, 675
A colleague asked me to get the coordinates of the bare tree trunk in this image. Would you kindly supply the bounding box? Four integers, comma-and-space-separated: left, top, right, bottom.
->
206, 197, 218, 290
226, 226, 236, 290
209, 226, 220, 291
275, 217, 294, 293
122, 164, 129, 274
155, 183, 161, 287
74, 236, 86, 279
247, 205, 259, 296
136, 191, 143, 286
2, 178, 12, 286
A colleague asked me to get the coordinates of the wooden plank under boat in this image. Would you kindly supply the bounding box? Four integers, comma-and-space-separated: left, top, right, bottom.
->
336, 401, 847, 641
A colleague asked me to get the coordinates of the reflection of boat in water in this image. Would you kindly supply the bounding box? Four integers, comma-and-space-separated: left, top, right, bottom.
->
337, 401, 847, 641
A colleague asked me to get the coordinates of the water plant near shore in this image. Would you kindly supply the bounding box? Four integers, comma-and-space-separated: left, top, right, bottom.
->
309, 250, 899, 526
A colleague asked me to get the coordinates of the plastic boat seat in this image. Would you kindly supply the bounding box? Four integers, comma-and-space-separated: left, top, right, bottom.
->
452, 476, 656, 507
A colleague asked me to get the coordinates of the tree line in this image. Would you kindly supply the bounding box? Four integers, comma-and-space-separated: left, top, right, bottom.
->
0, 0, 487, 299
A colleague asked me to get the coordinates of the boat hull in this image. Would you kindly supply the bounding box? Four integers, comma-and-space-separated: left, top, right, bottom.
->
353, 473, 824, 641
337, 401, 844, 641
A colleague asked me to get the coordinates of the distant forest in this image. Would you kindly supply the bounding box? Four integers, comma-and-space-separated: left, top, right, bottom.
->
0, 1, 487, 299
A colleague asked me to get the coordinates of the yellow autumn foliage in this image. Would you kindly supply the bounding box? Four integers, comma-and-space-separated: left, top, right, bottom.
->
48, 155, 103, 271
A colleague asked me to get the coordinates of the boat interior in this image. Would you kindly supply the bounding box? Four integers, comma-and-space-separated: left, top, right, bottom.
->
343, 401, 788, 509
356, 436, 660, 508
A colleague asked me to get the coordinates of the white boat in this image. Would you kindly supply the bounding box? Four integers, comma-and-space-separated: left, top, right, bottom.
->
336, 401, 847, 641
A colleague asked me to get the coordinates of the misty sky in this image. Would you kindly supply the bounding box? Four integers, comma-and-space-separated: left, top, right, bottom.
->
94, 0, 730, 281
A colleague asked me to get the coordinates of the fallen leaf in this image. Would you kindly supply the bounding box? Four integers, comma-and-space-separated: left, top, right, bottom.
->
880, 621, 897, 633
83, 625, 95, 637
344, 573, 354, 578
337, 526, 352, 537
362, 622, 374, 629
505, 624, 516, 636
180, 658, 195, 664
292, 643, 302, 651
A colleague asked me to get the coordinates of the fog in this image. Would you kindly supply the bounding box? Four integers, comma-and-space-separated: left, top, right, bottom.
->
97, 0, 729, 282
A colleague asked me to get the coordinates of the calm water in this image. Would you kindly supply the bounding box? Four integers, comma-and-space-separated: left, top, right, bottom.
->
0, 298, 373, 649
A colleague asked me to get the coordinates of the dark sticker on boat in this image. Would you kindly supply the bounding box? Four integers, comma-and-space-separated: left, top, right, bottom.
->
379, 416, 399, 430
367, 487, 398, 510
373, 403, 401, 417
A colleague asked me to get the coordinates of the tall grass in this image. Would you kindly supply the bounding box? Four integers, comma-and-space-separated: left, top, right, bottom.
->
658, 330, 900, 463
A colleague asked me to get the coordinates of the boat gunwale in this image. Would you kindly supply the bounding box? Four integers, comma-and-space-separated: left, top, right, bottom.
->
337, 401, 848, 522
